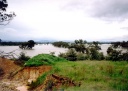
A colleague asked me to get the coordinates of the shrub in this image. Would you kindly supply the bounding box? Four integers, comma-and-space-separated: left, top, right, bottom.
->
107, 50, 122, 61
14, 52, 30, 66
18, 52, 30, 61
107, 47, 113, 54
58, 52, 66, 58
89, 48, 105, 60
98, 52, 105, 60
49, 52, 55, 56
65, 48, 77, 61
121, 52, 128, 61
76, 53, 89, 60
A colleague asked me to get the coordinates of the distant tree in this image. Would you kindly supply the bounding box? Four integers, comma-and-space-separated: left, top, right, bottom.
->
27, 40, 35, 49
0, 41, 22, 46
89, 41, 101, 50
19, 40, 35, 49
112, 41, 128, 49
0, 39, 2, 43
0, 0, 16, 25
107, 47, 113, 55
69, 39, 88, 53
89, 47, 104, 60
52, 41, 69, 48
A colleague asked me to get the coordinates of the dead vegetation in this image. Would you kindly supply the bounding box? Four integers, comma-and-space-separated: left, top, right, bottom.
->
0, 50, 19, 59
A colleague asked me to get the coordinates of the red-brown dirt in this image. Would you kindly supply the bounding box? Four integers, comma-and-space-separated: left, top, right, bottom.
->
11, 66, 52, 84
35, 74, 81, 91
0, 58, 21, 79
0, 58, 52, 91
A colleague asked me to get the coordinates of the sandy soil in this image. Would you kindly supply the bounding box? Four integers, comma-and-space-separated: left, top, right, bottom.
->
16, 86, 28, 91
0, 58, 52, 91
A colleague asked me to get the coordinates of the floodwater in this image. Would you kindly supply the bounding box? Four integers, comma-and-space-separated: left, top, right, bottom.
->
0, 44, 68, 57
100, 44, 111, 55
0, 44, 111, 58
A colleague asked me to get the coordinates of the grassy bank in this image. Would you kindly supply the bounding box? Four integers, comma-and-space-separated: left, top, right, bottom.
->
52, 60, 128, 90
24, 54, 128, 90
24, 54, 67, 66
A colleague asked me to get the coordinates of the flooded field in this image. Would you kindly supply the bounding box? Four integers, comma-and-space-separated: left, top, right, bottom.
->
0, 44, 111, 58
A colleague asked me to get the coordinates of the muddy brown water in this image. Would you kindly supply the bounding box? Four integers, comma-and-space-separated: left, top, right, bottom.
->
0, 44, 111, 58
0, 44, 68, 57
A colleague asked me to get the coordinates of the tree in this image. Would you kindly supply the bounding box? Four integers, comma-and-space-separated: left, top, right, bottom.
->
89, 41, 101, 50
69, 39, 88, 53
52, 41, 69, 48
107, 47, 113, 55
0, 0, 8, 11
0, 39, 1, 43
0, 0, 15, 25
19, 40, 35, 49
27, 40, 35, 49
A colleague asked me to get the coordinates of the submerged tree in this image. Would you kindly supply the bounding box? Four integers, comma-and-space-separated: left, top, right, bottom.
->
19, 40, 36, 49
0, 0, 16, 25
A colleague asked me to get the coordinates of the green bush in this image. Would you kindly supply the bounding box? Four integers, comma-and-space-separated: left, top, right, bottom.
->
89, 48, 105, 60
98, 52, 105, 60
76, 53, 89, 60
121, 52, 128, 61
107, 50, 121, 61
59, 48, 105, 61
65, 48, 77, 61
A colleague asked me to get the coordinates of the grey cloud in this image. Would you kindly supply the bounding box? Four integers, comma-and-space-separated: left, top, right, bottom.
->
62, 0, 128, 21
120, 27, 128, 30
91, 0, 128, 20
0, 21, 34, 41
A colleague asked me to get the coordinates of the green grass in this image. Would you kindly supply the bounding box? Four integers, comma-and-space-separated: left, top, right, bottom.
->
52, 60, 128, 91
24, 54, 67, 66
24, 54, 128, 90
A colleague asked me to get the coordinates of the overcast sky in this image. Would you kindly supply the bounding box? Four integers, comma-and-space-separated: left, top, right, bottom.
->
0, 0, 128, 41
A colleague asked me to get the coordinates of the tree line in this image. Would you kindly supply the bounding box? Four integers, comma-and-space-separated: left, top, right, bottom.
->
0, 41, 22, 46
52, 39, 128, 61
0, 39, 35, 49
